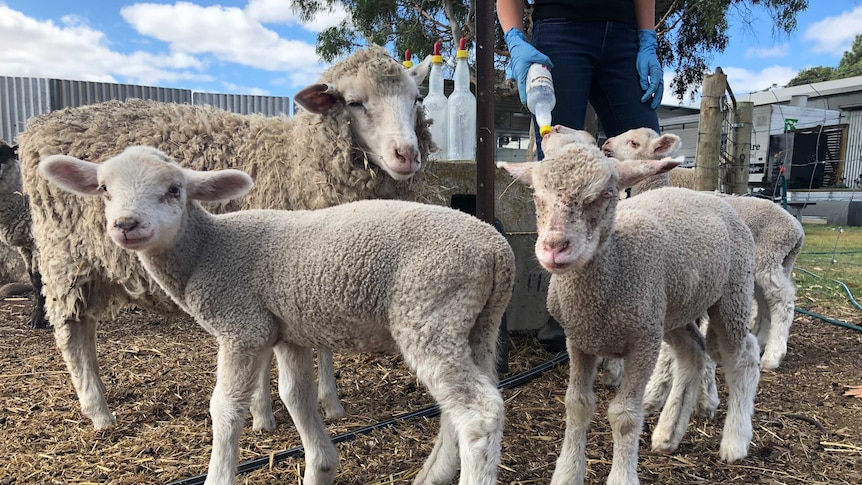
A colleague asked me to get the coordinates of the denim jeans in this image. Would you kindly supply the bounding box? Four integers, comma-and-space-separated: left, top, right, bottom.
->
532, 19, 660, 159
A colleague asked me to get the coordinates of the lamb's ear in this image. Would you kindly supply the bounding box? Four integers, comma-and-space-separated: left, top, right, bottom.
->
186, 169, 254, 202
497, 161, 537, 185
650, 133, 682, 157
616, 158, 680, 188
39, 155, 102, 196
407, 55, 432, 86
294, 83, 340, 114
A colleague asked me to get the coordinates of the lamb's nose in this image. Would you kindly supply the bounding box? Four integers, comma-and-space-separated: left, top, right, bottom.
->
114, 217, 139, 232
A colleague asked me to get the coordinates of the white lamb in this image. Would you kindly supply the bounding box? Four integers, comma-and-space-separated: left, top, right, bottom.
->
606, 127, 805, 370
499, 142, 760, 485
19, 45, 434, 430
40, 145, 514, 485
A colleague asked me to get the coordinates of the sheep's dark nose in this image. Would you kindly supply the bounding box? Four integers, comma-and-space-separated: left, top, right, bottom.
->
114, 217, 139, 232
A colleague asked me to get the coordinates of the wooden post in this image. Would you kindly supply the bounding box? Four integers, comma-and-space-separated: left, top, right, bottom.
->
730, 101, 753, 194
695, 69, 726, 191
475, 0, 495, 225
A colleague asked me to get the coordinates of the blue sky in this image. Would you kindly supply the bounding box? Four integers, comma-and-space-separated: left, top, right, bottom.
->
1, 1, 862, 104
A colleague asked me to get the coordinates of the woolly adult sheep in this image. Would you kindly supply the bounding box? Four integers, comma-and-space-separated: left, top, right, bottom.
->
498, 142, 761, 485
40, 145, 514, 485
0, 140, 46, 329
18, 45, 433, 430
605, 126, 805, 370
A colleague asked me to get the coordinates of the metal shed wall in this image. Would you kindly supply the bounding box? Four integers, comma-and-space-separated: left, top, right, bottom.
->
0, 76, 51, 143
49, 79, 191, 110
843, 110, 862, 188
192, 92, 291, 117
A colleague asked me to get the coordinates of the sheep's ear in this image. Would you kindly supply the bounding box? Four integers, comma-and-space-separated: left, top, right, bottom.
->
407, 55, 432, 86
39, 155, 102, 196
497, 161, 537, 185
185, 169, 254, 202
294, 83, 340, 114
650, 134, 682, 157
616, 158, 680, 188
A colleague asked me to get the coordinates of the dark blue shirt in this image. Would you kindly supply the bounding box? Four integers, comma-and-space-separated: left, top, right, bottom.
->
532, 0, 637, 24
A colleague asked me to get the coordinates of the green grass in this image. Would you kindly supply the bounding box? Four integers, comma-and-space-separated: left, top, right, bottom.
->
794, 224, 862, 319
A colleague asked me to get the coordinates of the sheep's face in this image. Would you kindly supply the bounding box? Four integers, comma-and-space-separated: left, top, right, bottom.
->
530, 146, 618, 273
541, 126, 596, 158
0, 143, 22, 194
602, 127, 681, 160
39, 146, 254, 253
294, 49, 431, 181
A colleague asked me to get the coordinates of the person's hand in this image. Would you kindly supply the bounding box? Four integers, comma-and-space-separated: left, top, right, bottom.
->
637, 29, 664, 109
504, 28, 553, 104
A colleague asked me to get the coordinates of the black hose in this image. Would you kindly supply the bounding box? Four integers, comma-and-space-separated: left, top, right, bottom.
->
166, 352, 570, 485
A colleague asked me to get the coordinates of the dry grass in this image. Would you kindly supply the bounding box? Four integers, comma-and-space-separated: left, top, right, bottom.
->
1, 291, 860, 484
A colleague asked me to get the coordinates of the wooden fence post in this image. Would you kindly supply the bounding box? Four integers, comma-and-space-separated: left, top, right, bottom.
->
695, 69, 727, 191
730, 101, 754, 194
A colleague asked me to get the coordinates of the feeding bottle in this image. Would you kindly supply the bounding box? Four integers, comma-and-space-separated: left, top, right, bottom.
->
423, 42, 448, 160
447, 38, 476, 160
402, 49, 414, 68
526, 63, 556, 137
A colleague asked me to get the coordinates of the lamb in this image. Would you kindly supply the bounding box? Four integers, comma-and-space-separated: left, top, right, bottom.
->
18, 45, 433, 431
605, 126, 805, 370
0, 140, 46, 329
40, 145, 514, 485
498, 142, 760, 485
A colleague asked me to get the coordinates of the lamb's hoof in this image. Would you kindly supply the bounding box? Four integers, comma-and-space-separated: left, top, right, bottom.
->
719, 440, 749, 463
694, 399, 719, 420
92, 413, 118, 431
760, 355, 782, 371
321, 402, 346, 420
29, 314, 49, 330
252, 413, 277, 432
651, 434, 681, 454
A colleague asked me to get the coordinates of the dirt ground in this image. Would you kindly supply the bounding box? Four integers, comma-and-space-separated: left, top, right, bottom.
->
0, 295, 860, 485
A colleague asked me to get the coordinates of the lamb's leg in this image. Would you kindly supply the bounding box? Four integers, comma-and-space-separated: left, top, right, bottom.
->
651, 325, 705, 453
706, 306, 761, 463
550, 344, 598, 485
751, 289, 770, 350
249, 346, 276, 431
606, 339, 660, 485
273, 341, 338, 485
54, 316, 115, 429
409, 341, 503, 485
205, 344, 269, 485
19, 248, 47, 329
316, 349, 346, 419
695, 355, 719, 420
643, 341, 673, 416
759, 271, 797, 370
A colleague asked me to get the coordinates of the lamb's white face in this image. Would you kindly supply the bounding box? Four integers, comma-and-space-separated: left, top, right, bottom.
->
602, 127, 681, 160
97, 149, 187, 252
529, 147, 618, 274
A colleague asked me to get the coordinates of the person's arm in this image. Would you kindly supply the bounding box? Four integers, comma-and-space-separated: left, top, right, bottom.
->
634, 0, 663, 108
496, 0, 553, 104
633, 0, 656, 30
497, 0, 526, 33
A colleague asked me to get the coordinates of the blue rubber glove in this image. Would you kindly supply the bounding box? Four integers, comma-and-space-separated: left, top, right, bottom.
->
504, 28, 553, 104
637, 29, 664, 109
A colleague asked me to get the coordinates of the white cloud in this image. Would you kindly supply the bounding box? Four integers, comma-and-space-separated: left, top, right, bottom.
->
245, 0, 348, 32
120, 2, 323, 82
744, 44, 788, 60
0, 5, 210, 85
803, 5, 862, 54
221, 81, 270, 96
722, 65, 799, 95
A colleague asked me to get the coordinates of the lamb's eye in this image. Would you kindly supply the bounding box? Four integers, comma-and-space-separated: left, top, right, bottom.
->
98, 184, 107, 192
167, 185, 181, 197
347, 100, 364, 109
629, 140, 640, 148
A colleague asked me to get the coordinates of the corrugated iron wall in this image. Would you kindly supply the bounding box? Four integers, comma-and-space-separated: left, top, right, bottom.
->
0, 76, 51, 143
193, 92, 290, 117
844, 110, 862, 188
1, 76, 298, 144
49, 79, 192, 110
